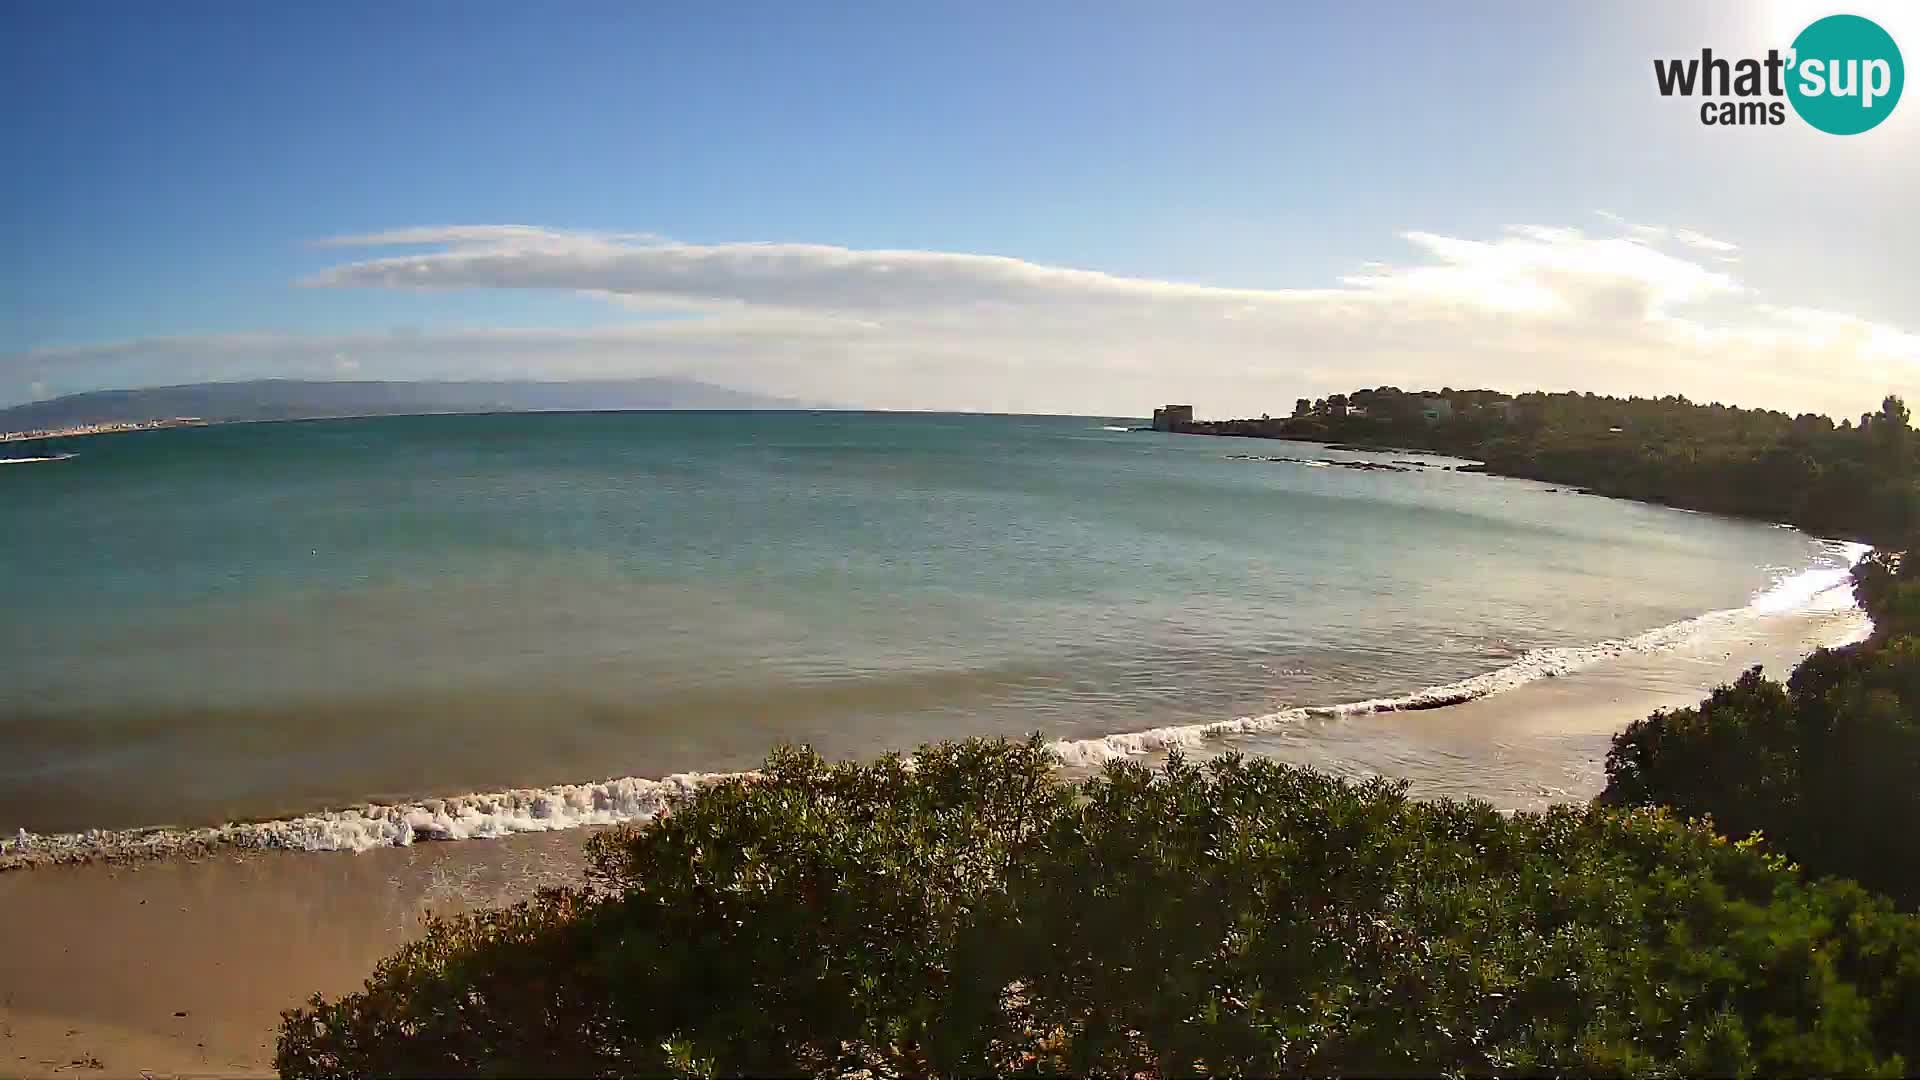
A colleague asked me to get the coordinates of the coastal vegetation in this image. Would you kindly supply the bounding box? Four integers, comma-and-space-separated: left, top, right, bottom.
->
278, 738, 1920, 1078
1180, 389, 1918, 545
1603, 545, 1920, 911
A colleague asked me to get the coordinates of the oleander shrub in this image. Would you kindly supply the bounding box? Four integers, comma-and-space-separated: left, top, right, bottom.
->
278, 737, 1920, 1078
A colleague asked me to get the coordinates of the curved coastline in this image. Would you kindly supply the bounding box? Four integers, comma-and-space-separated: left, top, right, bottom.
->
1, 540, 1870, 873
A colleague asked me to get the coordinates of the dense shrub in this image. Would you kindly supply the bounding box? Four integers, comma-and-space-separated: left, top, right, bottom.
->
1853, 546, 1920, 643
1606, 549, 1920, 910
279, 738, 1920, 1078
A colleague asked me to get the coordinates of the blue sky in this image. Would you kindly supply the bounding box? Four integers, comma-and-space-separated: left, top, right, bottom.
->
3, 1, 1915, 416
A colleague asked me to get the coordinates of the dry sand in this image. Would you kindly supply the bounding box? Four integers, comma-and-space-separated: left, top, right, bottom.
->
0, 605, 1869, 1078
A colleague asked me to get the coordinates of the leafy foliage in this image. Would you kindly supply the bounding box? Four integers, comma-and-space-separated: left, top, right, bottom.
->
280, 738, 1920, 1078
1605, 548, 1920, 911
1186, 389, 1919, 544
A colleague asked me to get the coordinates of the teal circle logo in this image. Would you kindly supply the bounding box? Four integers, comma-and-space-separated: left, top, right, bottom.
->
1787, 14, 1903, 134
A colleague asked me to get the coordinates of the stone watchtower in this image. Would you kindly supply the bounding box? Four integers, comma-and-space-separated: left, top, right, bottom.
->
1151, 404, 1194, 432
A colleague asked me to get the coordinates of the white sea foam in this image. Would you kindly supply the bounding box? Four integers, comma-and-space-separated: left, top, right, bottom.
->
1048, 540, 1871, 768
0, 543, 1871, 870
1, 771, 739, 871
1750, 542, 1869, 613
0, 453, 75, 464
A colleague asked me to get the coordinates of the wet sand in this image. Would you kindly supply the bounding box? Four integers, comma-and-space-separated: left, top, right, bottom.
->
1226, 605, 1868, 810
0, 831, 595, 1077
0, 605, 1869, 1077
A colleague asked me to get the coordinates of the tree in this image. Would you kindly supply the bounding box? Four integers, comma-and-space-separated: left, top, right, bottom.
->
1874, 395, 1912, 472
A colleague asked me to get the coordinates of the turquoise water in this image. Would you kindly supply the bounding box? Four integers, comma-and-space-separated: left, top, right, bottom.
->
0, 412, 1849, 834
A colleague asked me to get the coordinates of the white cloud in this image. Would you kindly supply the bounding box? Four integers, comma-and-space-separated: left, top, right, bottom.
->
8, 220, 1917, 419
302, 230, 1299, 313
1341, 227, 1739, 319
1594, 212, 1740, 256
316, 225, 667, 249
1673, 228, 1740, 254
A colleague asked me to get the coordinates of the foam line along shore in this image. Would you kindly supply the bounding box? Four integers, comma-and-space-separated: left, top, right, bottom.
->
2, 541, 1868, 871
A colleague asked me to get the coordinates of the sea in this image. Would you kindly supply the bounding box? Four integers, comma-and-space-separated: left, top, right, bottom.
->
0, 411, 1868, 863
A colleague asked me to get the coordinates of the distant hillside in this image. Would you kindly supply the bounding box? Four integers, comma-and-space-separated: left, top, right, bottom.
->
0, 379, 825, 430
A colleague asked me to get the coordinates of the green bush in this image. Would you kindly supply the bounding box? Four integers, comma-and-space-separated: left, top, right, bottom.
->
1602, 668, 1800, 842
279, 738, 1920, 1078
1605, 551, 1920, 911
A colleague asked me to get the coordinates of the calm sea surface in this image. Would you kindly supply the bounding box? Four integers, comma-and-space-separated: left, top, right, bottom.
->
0, 412, 1852, 833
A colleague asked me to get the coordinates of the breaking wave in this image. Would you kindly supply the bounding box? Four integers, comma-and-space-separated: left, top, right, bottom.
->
0, 543, 1869, 871
1048, 541, 1869, 767
2, 772, 738, 872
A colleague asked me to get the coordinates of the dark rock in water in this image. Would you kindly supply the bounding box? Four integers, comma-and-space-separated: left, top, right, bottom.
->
1226, 453, 1410, 473
1324, 442, 1411, 454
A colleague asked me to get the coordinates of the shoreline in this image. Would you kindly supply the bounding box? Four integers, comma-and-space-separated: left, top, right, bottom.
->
0, 599, 1869, 1077
0, 418, 207, 445
2, 538, 1865, 873
1164, 427, 1880, 546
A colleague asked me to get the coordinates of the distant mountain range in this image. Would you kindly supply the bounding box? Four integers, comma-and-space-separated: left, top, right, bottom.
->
0, 378, 827, 430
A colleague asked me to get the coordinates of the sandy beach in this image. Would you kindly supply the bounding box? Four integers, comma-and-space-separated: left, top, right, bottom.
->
0, 830, 596, 1077
0, 603, 1868, 1078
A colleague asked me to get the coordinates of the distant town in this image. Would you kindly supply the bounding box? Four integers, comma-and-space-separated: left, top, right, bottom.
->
0, 417, 207, 444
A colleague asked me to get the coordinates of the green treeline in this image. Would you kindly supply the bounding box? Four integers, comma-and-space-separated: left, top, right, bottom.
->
1186, 389, 1918, 544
